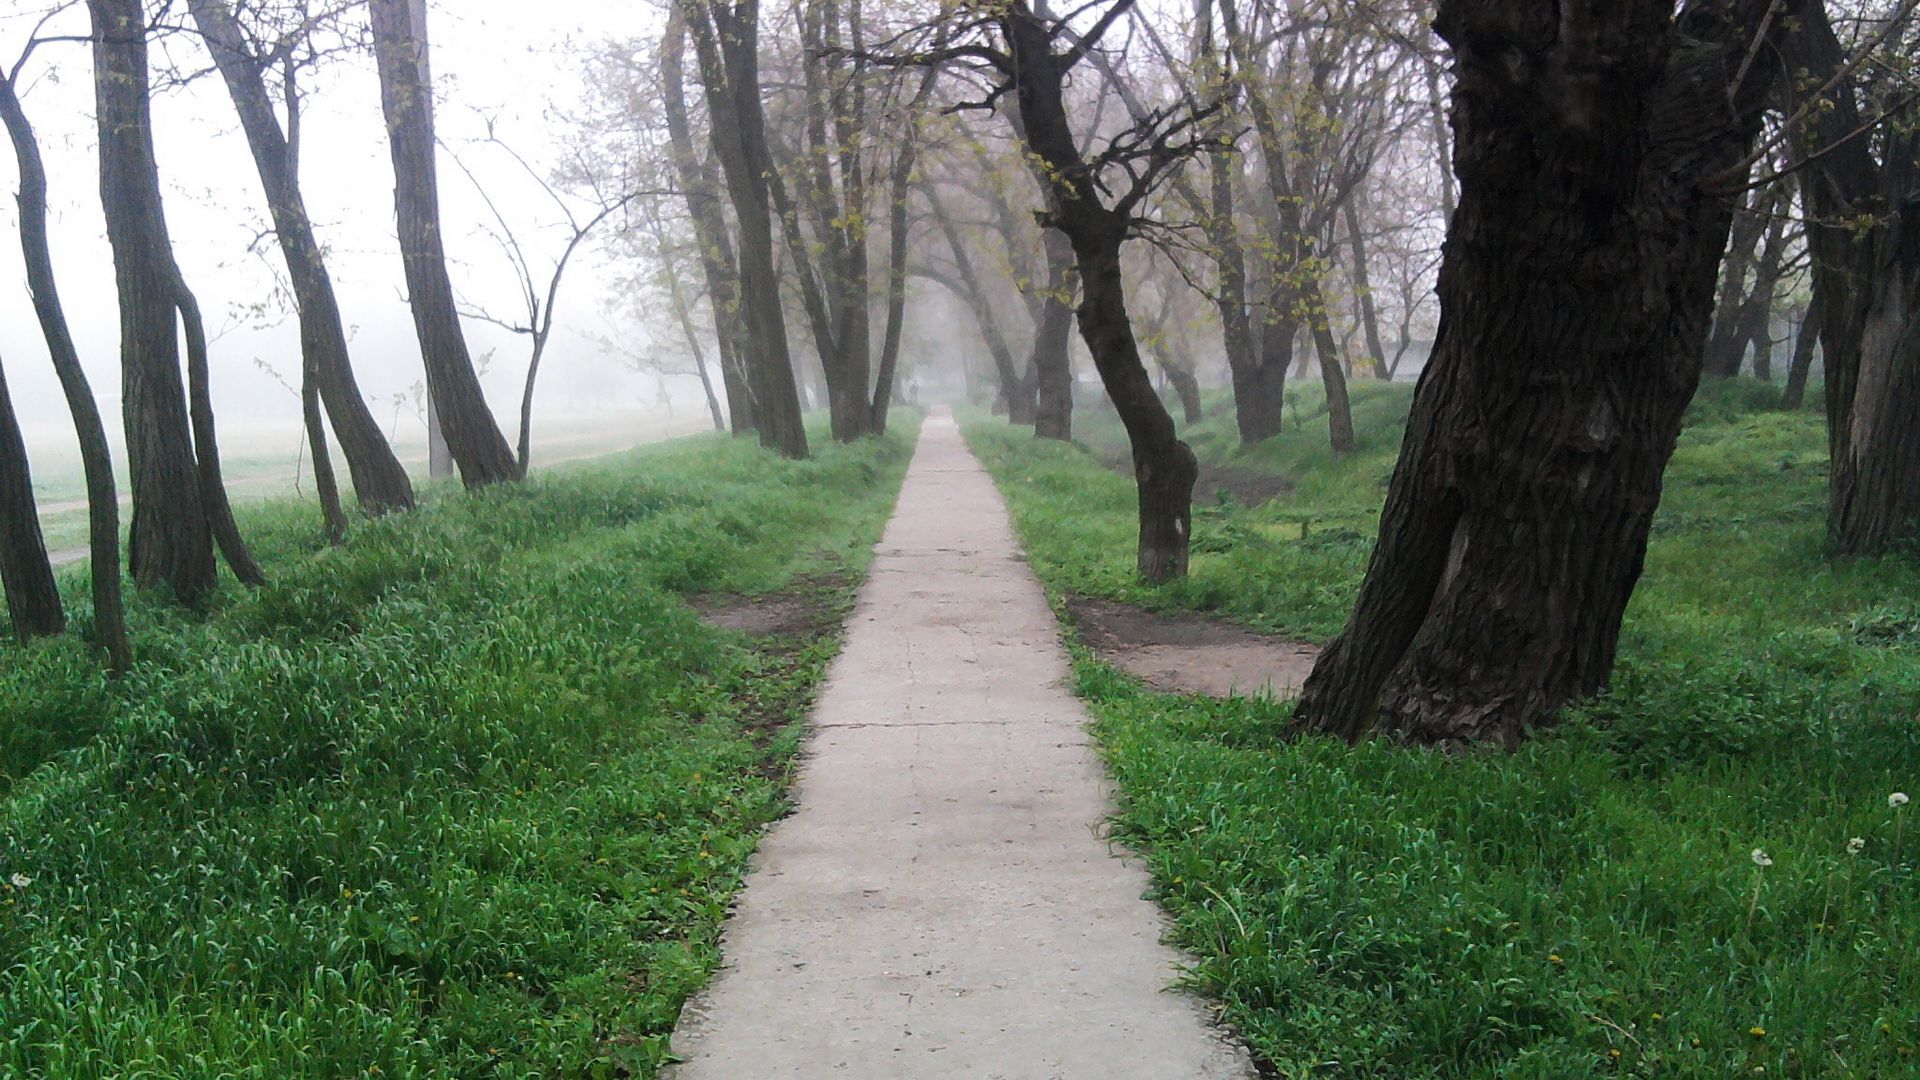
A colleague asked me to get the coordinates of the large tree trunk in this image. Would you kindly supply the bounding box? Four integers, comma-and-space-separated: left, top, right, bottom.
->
368, 0, 519, 487
661, 10, 754, 436
0, 70, 129, 669
0, 357, 62, 640
189, 0, 414, 515
680, 0, 809, 460
1780, 8, 1920, 555
1292, 0, 1797, 746
1001, 3, 1196, 582
91, 0, 220, 603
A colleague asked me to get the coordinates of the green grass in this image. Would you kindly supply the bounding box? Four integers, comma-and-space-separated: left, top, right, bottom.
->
966, 382, 1920, 1077
0, 417, 918, 1078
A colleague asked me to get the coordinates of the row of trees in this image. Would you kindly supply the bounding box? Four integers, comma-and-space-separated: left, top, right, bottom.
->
630, 0, 1915, 745
0, 0, 624, 669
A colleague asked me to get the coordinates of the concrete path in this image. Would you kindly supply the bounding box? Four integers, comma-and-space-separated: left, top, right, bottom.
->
666, 412, 1254, 1079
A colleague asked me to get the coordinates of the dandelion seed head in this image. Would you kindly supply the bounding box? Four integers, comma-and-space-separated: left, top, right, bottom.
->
7, 873, 29, 889
1750, 848, 1773, 868
1848, 837, 1866, 855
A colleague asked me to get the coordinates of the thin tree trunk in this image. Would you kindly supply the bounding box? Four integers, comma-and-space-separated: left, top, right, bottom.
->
0, 69, 129, 668
1781, 295, 1821, 411
176, 285, 266, 586
870, 62, 941, 434
369, 0, 519, 487
1030, 221, 1076, 442
0, 356, 62, 640
1210, 149, 1278, 443
1292, 0, 1797, 745
925, 186, 1032, 424
1704, 183, 1770, 378
1307, 284, 1357, 454
302, 354, 348, 543
188, 0, 414, 515
1344, 197, 1391, 381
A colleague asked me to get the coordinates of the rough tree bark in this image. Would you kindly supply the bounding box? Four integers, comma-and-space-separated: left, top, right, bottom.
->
368, 0, 519, 487
679, 0, 809, 460
0, 68, 130, 668
0, 355, 62, 640
661, 8, 754, 435
1292, 0, 1801, 746
188, 0, 414, 515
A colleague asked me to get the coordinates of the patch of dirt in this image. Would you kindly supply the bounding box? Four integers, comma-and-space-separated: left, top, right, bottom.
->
690, 572, 856, 769
689, 572, 851, 646
1066, 595, 1320, 700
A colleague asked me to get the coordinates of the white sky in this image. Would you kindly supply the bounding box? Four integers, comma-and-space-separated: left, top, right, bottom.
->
0, 0, 666, 454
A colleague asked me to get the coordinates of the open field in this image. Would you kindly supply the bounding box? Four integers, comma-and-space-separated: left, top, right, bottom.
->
0, 416, 918, 1077
965, 383, 1920, 1077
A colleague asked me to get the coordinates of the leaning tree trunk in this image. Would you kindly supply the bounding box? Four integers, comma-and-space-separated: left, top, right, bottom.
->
176, 285, 266, 586
1306, 278, 1357, 454
0, 357, 62, 640
1001, 3, 1196, 582
1703, 183, 1771, 378
368, 0, 519, 487
925, 186, 1034, 425
189, 0, 414, 515
1209, 149, 1280, 444
1344, 197, 1392, 381
0, 69, 129, 668
1291, 0, 1800, 746
90, 0, 219, 602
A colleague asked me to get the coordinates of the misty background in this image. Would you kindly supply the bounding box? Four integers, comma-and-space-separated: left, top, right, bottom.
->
0, 0, 704, 487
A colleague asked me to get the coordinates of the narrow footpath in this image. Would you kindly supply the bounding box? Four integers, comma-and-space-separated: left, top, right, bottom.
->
666, 412, 1254, 1079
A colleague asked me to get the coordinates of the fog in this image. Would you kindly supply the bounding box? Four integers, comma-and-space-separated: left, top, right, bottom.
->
0, 0, 686, 472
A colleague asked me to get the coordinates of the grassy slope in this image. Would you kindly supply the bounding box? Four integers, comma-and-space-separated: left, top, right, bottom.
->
0, 418, 918, 1078
966, 385, 1920, 1077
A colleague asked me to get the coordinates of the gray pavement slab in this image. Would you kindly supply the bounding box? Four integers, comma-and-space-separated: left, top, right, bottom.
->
664, 411, 1255, 1080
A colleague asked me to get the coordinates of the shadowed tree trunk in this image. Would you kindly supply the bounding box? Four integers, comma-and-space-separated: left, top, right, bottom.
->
1780, 6, 1920, 555
177, 286, 267, 586
679, 0, 809, 460
0, 68, 130, 668
1292, 0, 1801, 745
368, 0, 519, 487
661, 8, 753, 435
188, 0, 414, 516
1704, 183, 1773, 378
0, 356, 62, 640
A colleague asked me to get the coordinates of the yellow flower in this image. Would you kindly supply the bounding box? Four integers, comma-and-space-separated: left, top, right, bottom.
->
1548, 954, 1564, 965
1652, 1013, 1664, 1021
1750, 1026, 1767, 1038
